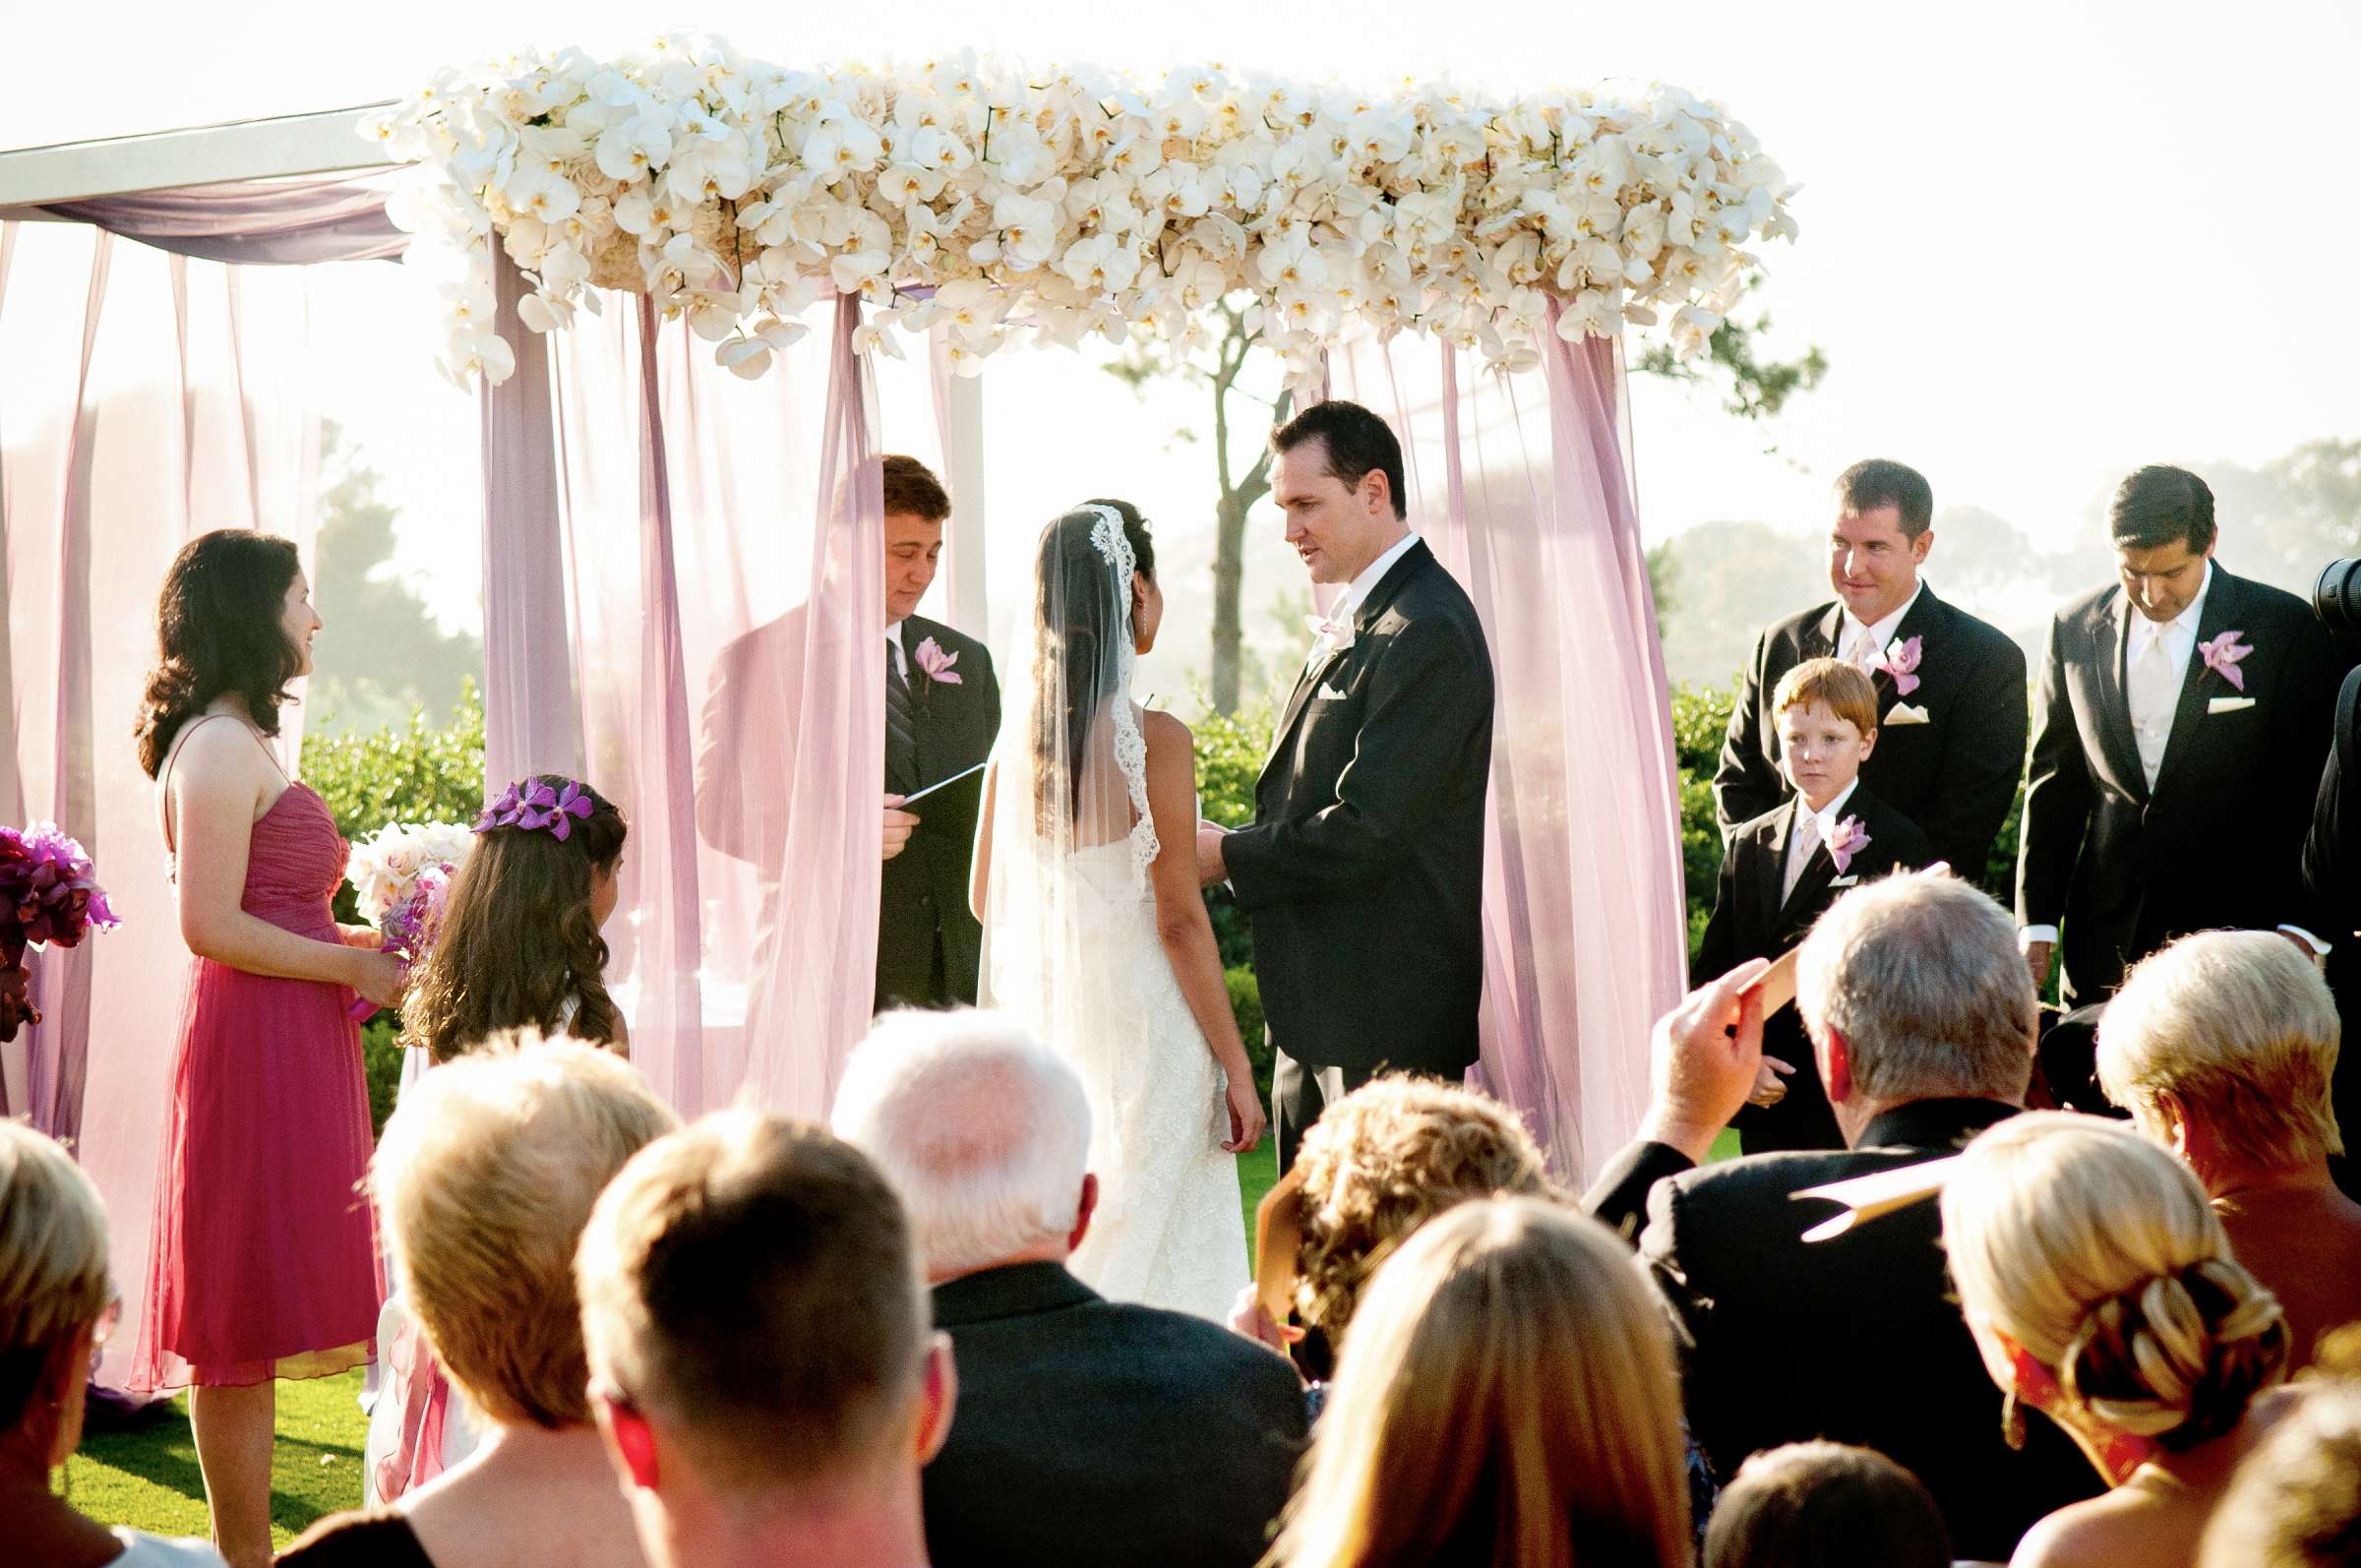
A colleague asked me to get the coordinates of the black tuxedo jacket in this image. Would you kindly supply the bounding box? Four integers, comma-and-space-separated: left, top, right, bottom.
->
2018, 566, 2338, 1004
1692, 786, 1933, 1150
1583, 1100, 2100, 1563
1224, 541, 1495, 1076
923, 1262, 1307, 1568
695, 608, 999, 1012
1716, 584, 2027, 884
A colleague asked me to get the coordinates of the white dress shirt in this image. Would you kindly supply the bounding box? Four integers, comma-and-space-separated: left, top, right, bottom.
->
885, 619, 908, 682
1784, 778, 1861, 903
1836, 581, 1925, 671
1306, 530, 1422, 672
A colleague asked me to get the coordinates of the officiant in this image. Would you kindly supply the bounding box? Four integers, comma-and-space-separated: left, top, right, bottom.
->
696, 454, 1000, 1012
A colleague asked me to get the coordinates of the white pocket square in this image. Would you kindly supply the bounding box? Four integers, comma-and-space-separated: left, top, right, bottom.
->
1831, 874, 1859, 887
2208, 695, 2256, 714
1317, 683, 1348, 700
1883, 702, 1931, 726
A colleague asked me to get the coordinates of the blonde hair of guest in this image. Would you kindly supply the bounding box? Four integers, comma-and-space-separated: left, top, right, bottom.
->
371, 1030, 678, 1427
1942, 1112, 2289, 1449
1265, 1196, 1689, 1568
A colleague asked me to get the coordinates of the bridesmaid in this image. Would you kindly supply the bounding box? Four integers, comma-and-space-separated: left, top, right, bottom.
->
130, 529, 405, 1568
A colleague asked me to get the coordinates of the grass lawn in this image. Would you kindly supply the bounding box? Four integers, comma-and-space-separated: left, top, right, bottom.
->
76, 1148, 1288, 1541
70, 1369, 369, 1549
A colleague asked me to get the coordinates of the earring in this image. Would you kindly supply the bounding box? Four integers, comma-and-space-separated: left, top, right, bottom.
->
2001, 1387, 2027, 1451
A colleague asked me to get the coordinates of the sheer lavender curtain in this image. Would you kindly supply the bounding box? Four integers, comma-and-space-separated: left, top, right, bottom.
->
1331, 324, 1683, 1182
545, 293, 900, 1118
6, 172, 409, 265
0, 219, 322, 1387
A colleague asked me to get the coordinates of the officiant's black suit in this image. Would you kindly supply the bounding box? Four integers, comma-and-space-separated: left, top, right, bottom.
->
2017, 567, 2337, 1005
1692, 786, 1933, 1150
1223, 540, 1494, 1168
922, 1262, 1307, 1568
1716, 586, 2027, 884
696, 609, 999, 1012
1581, 1102, 2101, 1563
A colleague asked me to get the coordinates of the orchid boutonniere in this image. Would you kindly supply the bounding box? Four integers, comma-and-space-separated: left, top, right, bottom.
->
1870, 634, 1923, 696
913, 635, 964, 688
1828, 815, 1870, 874
2198, 630, 2252, 692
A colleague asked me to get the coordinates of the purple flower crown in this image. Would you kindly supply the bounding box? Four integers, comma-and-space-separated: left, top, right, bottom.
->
474, 777, 599, 842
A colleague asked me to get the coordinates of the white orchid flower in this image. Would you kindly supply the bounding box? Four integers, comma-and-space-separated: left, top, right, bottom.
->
990, 192, 1060, 271
595, 115, 674, 182
1059, 233, 1140, 293
851, 321, 907, 359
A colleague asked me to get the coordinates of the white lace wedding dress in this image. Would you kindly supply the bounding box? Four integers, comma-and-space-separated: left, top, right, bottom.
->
1050, 838, 1248, 1321
982, 503, 1247, 1323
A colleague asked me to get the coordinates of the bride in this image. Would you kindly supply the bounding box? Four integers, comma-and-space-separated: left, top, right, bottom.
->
971, 499, 1265, 1320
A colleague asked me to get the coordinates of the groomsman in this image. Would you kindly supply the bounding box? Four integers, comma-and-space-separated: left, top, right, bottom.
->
1195, 400, 1495, 1173
2019, 465, 2338, 1004
696, 455, 1000, 1012
1716, 459, 2027, 884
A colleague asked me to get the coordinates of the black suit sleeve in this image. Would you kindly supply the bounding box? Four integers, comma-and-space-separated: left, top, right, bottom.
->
1715, 631, 1783, 838
2304, 667, 2361, 938
1223, 614, 1490, 910
2271, 612, 2343, 931
2017, 614, 2090, 930
1583, 1140, 1697, 1240
1691, 839, 1742, 988
1920, 630, 2028, 877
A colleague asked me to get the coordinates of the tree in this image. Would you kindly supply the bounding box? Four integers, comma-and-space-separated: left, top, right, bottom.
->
308, 422, 484, 733
1110, 302, 1826, 712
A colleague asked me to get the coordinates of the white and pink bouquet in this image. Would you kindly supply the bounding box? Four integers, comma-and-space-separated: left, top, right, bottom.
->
344, 821, 475, 1021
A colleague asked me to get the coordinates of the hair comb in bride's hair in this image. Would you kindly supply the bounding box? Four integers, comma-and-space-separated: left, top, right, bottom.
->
474, 777, 598, 842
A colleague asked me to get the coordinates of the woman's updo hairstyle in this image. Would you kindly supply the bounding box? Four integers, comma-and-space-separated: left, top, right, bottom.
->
1941, 1112, 2288, 1452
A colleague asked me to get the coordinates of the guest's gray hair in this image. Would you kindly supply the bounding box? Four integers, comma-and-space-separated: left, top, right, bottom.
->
1795, 870, 2035, 1105
2099, 931, 2344, 1172
831, 1009, 1093, 1277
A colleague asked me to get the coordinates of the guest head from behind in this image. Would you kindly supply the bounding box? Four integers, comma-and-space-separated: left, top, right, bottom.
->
2099, 931, 2361, 1372
1286, 1075, 1559, 1354
0, 1120, 225, 1566
831, 1007, 1096, 1280
1703, 1442, 1950, 1568
2110, 465, 2218, 625
576, 1112, 952, 1568
1270, 399, 1409, 586
2196, 1379, 2361, 1568
279, 1034, 677, 1568
135, 527, 315, 778
1267, 1196, 1690, 1568
1942, 1112, 2291, 1567
880, 453, 953, 625
400, 775, 629, 1062
1793, 869, 2036, 1149
1827, 457, 1933, 628
1773, 658, 1879, 813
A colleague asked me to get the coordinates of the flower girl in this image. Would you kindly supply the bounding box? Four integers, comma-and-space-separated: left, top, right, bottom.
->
366, 775, 629, 1504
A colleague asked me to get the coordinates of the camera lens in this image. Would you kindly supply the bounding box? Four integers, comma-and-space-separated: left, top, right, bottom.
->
2315, 558, 2361, 634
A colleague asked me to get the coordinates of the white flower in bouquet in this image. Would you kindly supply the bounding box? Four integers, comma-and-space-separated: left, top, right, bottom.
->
345, 821, 477, 931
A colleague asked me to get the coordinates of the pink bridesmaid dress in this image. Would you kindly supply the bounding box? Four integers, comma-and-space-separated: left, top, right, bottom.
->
133, 725, 384, 1391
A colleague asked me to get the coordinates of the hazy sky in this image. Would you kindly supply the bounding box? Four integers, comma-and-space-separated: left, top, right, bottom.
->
8, 0, 2359, 691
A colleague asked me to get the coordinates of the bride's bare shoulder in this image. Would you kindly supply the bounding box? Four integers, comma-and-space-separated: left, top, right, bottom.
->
1139, 708, 1194, 785
1139, 706, 1193, 747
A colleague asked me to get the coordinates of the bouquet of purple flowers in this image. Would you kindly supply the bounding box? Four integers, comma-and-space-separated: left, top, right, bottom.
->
0, 823, 120, 1041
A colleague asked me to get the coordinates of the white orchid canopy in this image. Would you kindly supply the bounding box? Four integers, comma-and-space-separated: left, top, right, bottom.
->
366, 34, 1799, 391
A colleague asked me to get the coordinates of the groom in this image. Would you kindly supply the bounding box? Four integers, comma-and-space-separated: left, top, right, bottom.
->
1196, 400, 1496, 1172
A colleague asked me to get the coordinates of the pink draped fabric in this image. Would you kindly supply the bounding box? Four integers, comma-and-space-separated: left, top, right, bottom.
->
7, 172, 409, 266
544, 293, 891, 1117
480, 249, 584, 787
1330, 323, 1683, 1182
0, 219, 321, 1387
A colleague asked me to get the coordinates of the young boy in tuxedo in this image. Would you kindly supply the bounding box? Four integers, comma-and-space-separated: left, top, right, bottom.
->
1695, 658, 1934, 1151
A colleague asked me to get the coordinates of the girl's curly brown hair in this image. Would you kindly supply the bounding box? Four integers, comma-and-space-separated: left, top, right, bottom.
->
1291, 1075, 1562, 1345
400, 777, 628, 1063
